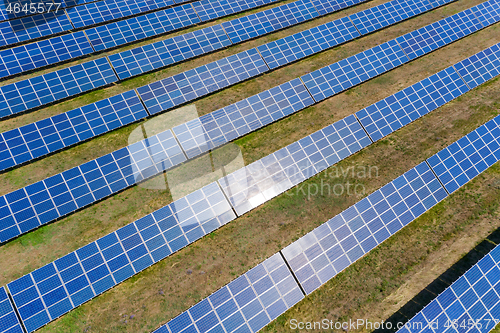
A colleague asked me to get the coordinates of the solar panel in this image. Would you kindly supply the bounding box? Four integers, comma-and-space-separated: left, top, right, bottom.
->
7, 182, 235, 333
0, 90, 148, 171
472, 0, 500, 27
192, 0, 280, 22
136, 48, 269, 113
356, 65, 470, 142
221, 0, 319, 44
301, 40, 409, 102
153, 253, 304, 333
85, 3, 200, 51
0, 58, 118, 119
218, 115, 372, 216
0, 1, 57, 22
311, 0, 366, 15
0, 129, 186, 243
172, 78, 314, 159
348, 0, 434, 36
453, 43, 500, 89
256, 17, 360, 70
396, 8, 485, 60
0, 11, 73, 48
108, 24, 231, 79
0, 287, 24, 333
62, 0, 96, 8
282, 161, 447, 294
427, 115, 500, 194
0, 31, 93, 79
397, 245, 500, 333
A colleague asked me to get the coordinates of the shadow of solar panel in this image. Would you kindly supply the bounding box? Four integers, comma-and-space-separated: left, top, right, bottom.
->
356, 65, 470, 142
85, 3, 200, 51
0, 287, 24, 333
282, 162, 447, 294
312, 0, 366, 15
7, 182, 235, 333
472, 0, 500, 26
221, 0, 319, 44
0, 58, 118, 118
193, 0, 280, 22
396, 245, 500, 333
257, 16, 359, 69
427, 115, 500, 194
109, 25, 231, 79
172, 78, 314, 159
218, 115, 371, 216
0, 90, 148, 171
453, 43, 500, 89
0, 31, 93, 79
301, 39, 409, 102
154, 253, 303, 333
137, 48, 268, 113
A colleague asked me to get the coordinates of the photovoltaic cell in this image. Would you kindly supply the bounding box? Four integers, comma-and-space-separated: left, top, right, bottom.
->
356, 65, 470, 142
471, 0, 500, 27
218, 115, 372, 216
0, 287, 23, 333
0, 130, 186, 243
221, 0, 319, 44
427, 115, 500, 194
172, 78, 314, 159
453, 43, 500, 89
7, 182, 236, 333
282, 162, 447, 294
257, 17, 360, 70
192, 0, 280, 22
0, 31, 94, 79
108, 25, 231, 79
153, 253, 304, 333
137, 48, 269, 114
311, 0, 366, 15
0, 58, 118, 118
301, 40, 409, 102
0, 90, 148, 171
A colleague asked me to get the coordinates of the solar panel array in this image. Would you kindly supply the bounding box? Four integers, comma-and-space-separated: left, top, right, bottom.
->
7, 182, 236, 332
454, 43, 500, 89
192, 0, 281, 22
311, 0, 364, 15
0, 287, 23, 333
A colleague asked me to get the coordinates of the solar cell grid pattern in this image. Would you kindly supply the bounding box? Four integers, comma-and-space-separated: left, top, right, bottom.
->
218, 115, 372, 216
256, 16, 360, 70
0, 287, 23, 333
7, 182, 236, 333
453, 43, 500, 89
355, 65, 470, 142
311, 0, 366, 15
172, 78, 314, 159
0, 31, 94, 79
0, 58, 117, 118
0, 130, 187, 243
153, 253, 304, 333
137, 48, 269, 114
427, 115, 500, 194
301, 39, 409, 102
397, 245, 500, 333
85, 3, 200, 51
282, 162, 448, 294
109, 25, 231, 79
0, 90, 148, 172
221, 0, 319, 44
471, 0, 500, 26
192, 0, 280, 22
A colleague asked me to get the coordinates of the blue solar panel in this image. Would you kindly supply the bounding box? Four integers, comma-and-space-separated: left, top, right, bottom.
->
153, 253, 304, 333
0, 287, 24, 333
108, 25, 231, 79
282, 161, 447, 294
7, 182, 235, 333
192, 0, 280, 22
218, 115, 372, 216
62, 0, 96, 8
257, 17, 360, 70
0, 130, 186, 243
356, 65, 470, 142
137, 48, 269, 113
427, 115, 500, 194
348, 0, 434, 36
311, 0, 366, 15
397, 244, 500, 333
0, 90, 148, 171
453, 43, 500, 89
172, 78, 314, 159
221, 0, 319, 44
301, 40, 409, 102
0, 31, 93, 80
472, 0, 500, 27
0, 58, 117, 119
85, 4, 200, 51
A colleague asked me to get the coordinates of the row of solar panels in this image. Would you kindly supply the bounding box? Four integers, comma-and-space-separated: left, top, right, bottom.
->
2, 0, 495, 170
0, 38, 498, 333
0, 0, 497, 245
